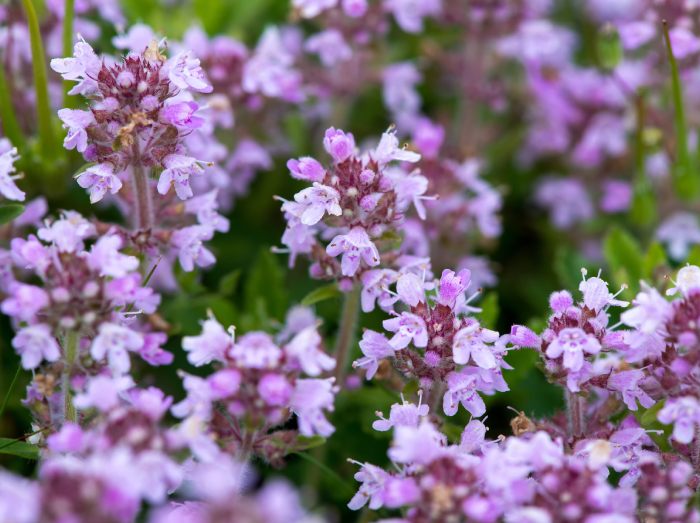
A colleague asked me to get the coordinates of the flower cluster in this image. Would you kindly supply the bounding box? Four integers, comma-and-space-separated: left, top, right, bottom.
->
279, 126, 426, 284
355, 265, 510, 418
174, 308, 338, 466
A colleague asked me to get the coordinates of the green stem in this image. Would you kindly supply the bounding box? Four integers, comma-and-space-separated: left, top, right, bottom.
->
21, 0, 58, 160
61, 0, 75, 108
333, 284, 361, 386
0, 66, 26, 151
62, 331, 79, 424
630, 93, 656, 227
565, 391, 585, 440
131, 144, 154, 230
662, 20, 697, 199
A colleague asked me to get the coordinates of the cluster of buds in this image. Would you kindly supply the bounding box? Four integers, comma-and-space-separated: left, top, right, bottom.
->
278, 126, 429, 286
354, 265, 510, 417
173, 308, 337, 466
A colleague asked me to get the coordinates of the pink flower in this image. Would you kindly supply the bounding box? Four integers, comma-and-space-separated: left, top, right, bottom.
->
0, 146, 25, 201
287, 157, 326, 182
1, 283, 48, 322
258, 373, 293, 407
373, 128, 421, 166
160, 101, 204, 129
90, 323, 144, 375
74, 375, 135, 411
323, 127, 356, 163
355, 330, 395, 379
168, 51, 212, 93
50, 40, 101, 96
383, 312, 428, 349
183, 318, 232, 366
546, 327, 601, 371
452, 321, 500, 369
327, 227, 380, 276
57, 109, 94, 153
284, 326, 335, 376
396, 272, 425, 306
290, 378, 337, 437
171, 225, 215, 272
157, 154, 206, 200
86, 235, 139, 278
658, 397, 700, 444
607, 370, 654, 411
76, 163, 123, 203
293, 183, 342, 225
12, 324, 61, 369
443, 369, 486, 417
438, 268, 471, 307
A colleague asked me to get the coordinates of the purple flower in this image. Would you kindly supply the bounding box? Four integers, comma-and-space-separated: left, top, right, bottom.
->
373, 128, 421, 166
323, 127, 356, 163
607, 370, 654, 411
327, 227, 380, 276
549, 290, 574, 312
86, 235, 139, 278
230, 332, 282, 369
160, 101, 204, 129
669, 27, 700, 59
293, 0, 337, 18
258, 373, 293, 407
452, 321, 500, 369
382, 477, 420, 508
443, 369, 486, 417
388, 421, 445, 464
620, 283, 672, 335
355, 330, 395, 379
305, 29, 352, 67
667, 265, 700, 297
73, 375, 134, 411
242, 28, 303, 102
579, 274, 628, 310
47, 423, 85, 453
50, 40, 101, 96
208, 369, 241, 400
290, 378, 337, 437
36, 211, 94, 253
600, 180, 632, 214
171, 225, 216, 272
11, 324, 61, 369
157, 154, 206, 200
284, 325, 335, 376
545, 327, 601, 371
360, 269, 399, 312
342, 0, 367, 16
658, 396, 700, 444
348, 463, 390, 511
90, 323, 144, 375
438, 268, 471, 307
293, 183, 342, 225
168, 51, 212, 93
185, 190, 230, 233
657, 212, 700, 261
57, 109, 94, 153
396, 272, 425, 306
510, 325, 541, 348
182, 317, 232, 366
0, 146, 25, 201
383, 312, 428, 349
287, 157, 326, 182
535, 177, 593, 230
1, 283, 48, 322
76, 163, 123, 203
372, 396, 429, 431
384, 0, 442, 33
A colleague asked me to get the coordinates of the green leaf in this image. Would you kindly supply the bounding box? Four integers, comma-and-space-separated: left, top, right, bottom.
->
295, 435, 326, 451
643, 242, 667, 280
243, 250, 288, 325
603, 227, 643, 293
301, 283, 341, 307
554, 246, 588, 291
0, 204, 24, 225
218, 270, 242, 297
687, 245, 700, 266
636, 400, 672, 452
596, 24, 622, 71
0, 438, 39, 460
479, 292, 499, 330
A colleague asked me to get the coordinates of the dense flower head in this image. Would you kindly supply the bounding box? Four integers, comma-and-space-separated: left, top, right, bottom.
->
279, 126, 426, 281
176, 309, 337, 465
354, 265, 510, 417
52, 39, 213, 203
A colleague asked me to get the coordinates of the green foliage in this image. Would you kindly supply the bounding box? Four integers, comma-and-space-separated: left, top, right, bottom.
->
603, 226, 644, 294
0, 438, 39, 460
0, 204, 25, 225
301, 284, 341, 307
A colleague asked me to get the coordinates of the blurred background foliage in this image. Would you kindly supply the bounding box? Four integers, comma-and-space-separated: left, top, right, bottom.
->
0, 0, 683, 520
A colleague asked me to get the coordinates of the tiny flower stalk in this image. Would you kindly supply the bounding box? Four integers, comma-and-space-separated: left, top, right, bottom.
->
663, 20, 698, 200
131, 144, 155, 231
61, 330, 79, 424
565, 390, 585, 439
334, 283, 361, 385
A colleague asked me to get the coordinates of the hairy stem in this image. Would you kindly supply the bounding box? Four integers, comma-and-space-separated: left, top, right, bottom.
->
131, 145, 154, 231
565, 391, 586, 439
333, 284, 361, 386
62, 330, 79, 424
